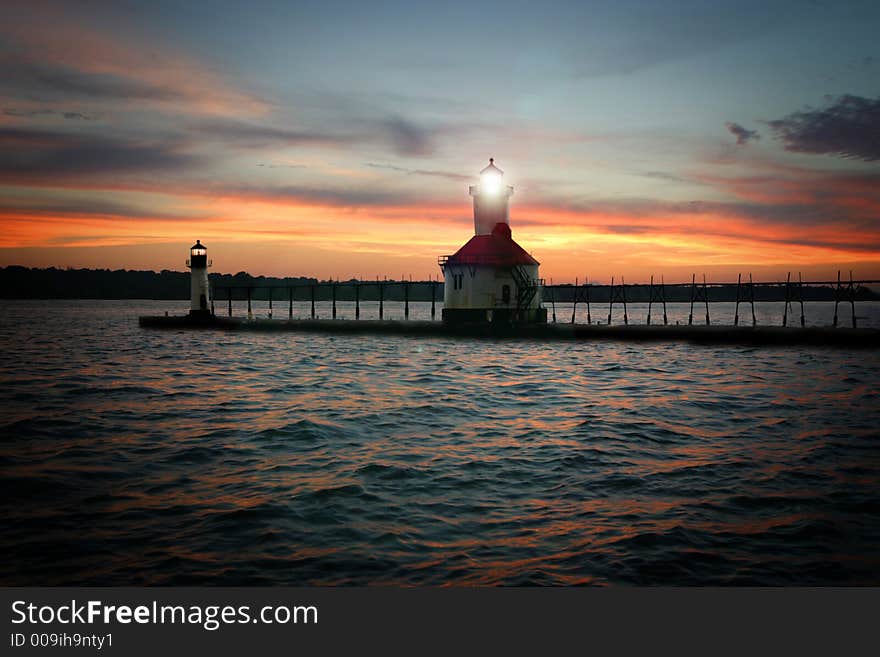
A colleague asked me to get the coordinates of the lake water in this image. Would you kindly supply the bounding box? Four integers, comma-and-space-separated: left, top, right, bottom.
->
1, 300, 879, 585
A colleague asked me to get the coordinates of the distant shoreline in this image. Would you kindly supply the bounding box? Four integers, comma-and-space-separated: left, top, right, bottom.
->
2, 266, 878, 302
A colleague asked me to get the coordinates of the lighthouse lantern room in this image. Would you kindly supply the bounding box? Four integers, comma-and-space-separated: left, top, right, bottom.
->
187, 240, 212, 317
439, 159, 546, 324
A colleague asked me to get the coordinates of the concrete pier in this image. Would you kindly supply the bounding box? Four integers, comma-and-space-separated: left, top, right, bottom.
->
138, 315, 880, 348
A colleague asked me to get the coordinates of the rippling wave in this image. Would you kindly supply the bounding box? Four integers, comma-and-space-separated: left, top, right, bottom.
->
1, 300, 879, 585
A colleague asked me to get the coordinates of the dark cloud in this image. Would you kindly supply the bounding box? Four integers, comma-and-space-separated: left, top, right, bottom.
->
365, 162, 469, 182
63, 112, 94, 121
672, 199, 831, 226
193, 116, 438, 157
0, 127, 196, 181
657, 191, 875, 230
191, 120, 355, 148
725, 122, 760, 145
766, 95, 880, 161
217, 183, 415, 208
2, 57, 186, 103
377, 116, 434, 157
0, 197, 201, 222
636, 170, 702, 184
3, 108, 98, 121
256, 162, 306, 169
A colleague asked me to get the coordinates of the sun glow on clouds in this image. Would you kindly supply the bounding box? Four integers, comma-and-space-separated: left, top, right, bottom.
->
5, 188, 879, 281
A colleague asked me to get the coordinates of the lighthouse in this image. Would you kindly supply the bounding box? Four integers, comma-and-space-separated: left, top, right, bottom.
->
187, 240, 212, 317
439, 159, 546, 324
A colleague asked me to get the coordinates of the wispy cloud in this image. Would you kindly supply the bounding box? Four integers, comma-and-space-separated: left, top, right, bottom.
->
4, 57, 190, 103
0, 196, 204, 223
190, 120, 356, 149
191, 115, 453, 158
211, 183, 418, 209
0, 11, 267, 118
365, 163, 470, 182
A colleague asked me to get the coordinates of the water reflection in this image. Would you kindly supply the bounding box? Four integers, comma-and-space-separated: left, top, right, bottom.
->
0, 300, 878, 585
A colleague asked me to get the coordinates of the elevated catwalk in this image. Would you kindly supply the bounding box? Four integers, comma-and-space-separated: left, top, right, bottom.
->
139, 315, 879, 348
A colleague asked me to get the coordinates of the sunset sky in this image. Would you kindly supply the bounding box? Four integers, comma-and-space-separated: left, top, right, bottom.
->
1, 0, 878, 283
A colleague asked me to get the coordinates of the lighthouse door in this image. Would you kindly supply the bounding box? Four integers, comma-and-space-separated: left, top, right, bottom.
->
501, 284, 511, 305
199, 293, 207, 310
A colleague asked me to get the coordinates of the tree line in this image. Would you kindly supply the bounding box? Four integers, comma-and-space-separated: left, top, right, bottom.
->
0, 266, 876, 302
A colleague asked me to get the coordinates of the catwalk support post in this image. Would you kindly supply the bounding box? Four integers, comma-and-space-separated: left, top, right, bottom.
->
783, 272, 792, 327
607, 277, 628, 325
734, 274, 742, 326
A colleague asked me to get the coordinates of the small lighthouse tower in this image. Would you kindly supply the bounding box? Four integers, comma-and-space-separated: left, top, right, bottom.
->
439, 159, 546, 324
187, 240, 212, 317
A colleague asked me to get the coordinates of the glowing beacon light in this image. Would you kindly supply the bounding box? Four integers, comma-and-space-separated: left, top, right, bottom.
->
469, 157, 513, 235
480, 157, 503, 195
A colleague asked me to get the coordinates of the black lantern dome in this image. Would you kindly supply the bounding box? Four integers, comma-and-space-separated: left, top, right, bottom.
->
189, 240, 208, 267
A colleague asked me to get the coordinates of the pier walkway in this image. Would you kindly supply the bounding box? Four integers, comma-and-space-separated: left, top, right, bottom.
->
138, 316, 880, 348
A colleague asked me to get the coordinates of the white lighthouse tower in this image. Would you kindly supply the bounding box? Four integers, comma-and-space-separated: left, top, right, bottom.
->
439, 159, 546, 324
187, 240, 212, 317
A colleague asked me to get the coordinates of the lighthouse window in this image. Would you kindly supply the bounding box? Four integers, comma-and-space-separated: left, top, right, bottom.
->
453, 274, 464, 290
502, 284, 510, 304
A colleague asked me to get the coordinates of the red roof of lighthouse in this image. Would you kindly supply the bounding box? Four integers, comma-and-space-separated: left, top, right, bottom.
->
445, 222, 539, 267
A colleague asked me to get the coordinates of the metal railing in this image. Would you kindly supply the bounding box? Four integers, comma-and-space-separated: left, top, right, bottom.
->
209, 272, 879, 328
